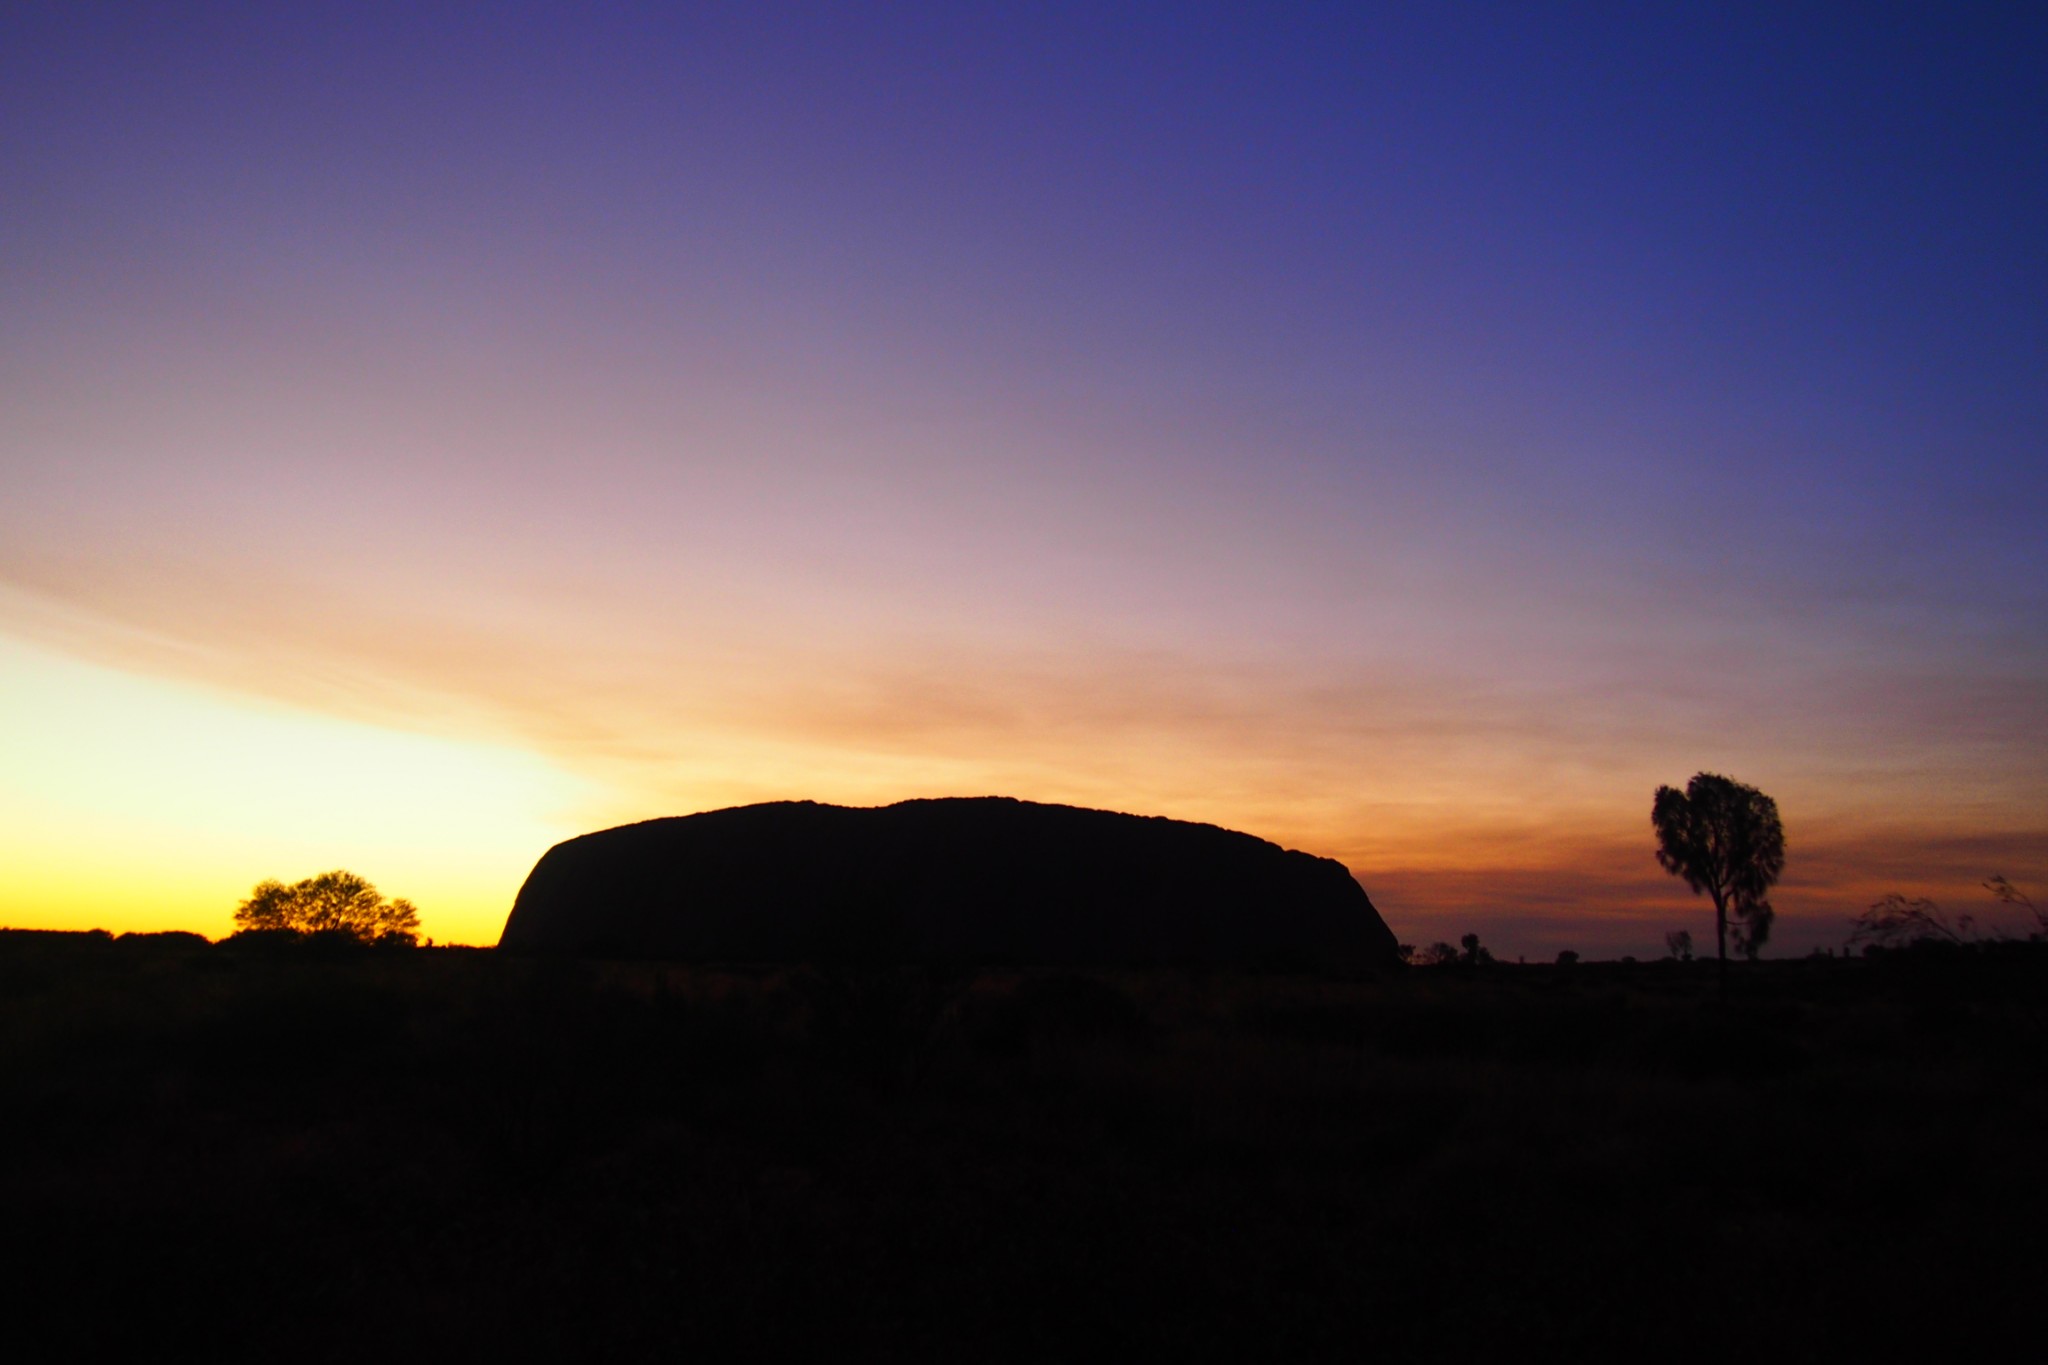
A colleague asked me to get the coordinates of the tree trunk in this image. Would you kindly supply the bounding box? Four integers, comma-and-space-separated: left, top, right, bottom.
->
1713, 889, 1729, 997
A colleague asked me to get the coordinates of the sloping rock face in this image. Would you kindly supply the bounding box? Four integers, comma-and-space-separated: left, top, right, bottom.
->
500, 797, 1399, 969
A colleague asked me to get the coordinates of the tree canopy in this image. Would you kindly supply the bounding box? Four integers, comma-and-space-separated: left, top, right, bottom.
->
1651, 773, 1784, 975
233, 870, 420, 945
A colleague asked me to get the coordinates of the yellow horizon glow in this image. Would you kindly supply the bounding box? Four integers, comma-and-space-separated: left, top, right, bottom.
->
3, 608, 2042, 960
0, 634, 594, 944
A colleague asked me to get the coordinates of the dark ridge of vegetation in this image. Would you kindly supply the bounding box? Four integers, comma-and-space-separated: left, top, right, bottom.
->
3, 932, 2045, 1362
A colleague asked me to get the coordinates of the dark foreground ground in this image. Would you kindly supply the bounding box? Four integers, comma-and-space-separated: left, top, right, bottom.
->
4, 931, 2044, 1361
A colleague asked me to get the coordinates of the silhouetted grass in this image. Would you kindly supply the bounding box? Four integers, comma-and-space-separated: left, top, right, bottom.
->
2, 931, 2043, 1361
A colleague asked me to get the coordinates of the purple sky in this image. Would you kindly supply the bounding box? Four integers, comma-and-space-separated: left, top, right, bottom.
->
3, 4, 2043, 952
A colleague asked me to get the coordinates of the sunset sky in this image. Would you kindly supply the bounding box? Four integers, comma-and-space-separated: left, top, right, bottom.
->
3, 4, 2043, 955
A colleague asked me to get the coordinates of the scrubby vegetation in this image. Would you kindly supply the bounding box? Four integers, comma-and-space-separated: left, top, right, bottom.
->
1850, 877, 2046, 951
4, 930, 2045, 1360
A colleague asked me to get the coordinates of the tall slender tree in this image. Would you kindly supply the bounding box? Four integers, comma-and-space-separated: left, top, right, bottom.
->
1651, 773, 1784, 986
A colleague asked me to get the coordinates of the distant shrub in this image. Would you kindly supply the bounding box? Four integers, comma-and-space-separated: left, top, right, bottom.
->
1555, 950, 1579, 967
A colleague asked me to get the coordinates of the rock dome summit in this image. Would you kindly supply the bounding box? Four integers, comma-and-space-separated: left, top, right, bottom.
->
500, 797, 1399, 969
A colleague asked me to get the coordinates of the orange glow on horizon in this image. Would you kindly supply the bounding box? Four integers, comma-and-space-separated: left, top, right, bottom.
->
2, 589, 2043, 959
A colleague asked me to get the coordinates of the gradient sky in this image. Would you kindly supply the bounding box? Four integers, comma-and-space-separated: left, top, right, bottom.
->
4, 3, 2043, 954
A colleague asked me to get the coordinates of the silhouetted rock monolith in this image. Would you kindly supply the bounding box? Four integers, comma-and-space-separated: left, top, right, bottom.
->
500, 797, 1398, 969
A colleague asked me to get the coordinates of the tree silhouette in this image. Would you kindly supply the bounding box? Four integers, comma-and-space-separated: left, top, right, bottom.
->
234, 870, 420, 945
1665, 929, 1693, 962
1422, 941, 1460, 967
1651, 773, 1784, 985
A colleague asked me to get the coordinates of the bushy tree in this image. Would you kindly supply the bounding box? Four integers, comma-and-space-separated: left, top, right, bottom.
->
1652, 773, 1784, 982
234, 871, 420, 945
1665, 929, 1693, 962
